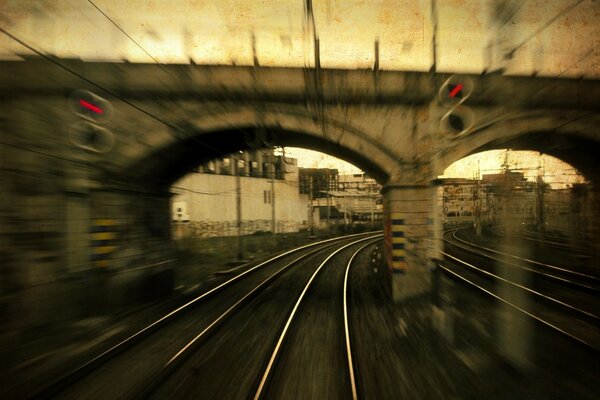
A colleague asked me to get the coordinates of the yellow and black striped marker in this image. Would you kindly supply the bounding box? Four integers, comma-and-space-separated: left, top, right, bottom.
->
90, 219, 118, 268
384, 212, 407, 273
386, 213, 408, 272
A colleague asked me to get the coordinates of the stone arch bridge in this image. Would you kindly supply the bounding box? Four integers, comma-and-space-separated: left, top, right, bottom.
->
1, 57, 599, 314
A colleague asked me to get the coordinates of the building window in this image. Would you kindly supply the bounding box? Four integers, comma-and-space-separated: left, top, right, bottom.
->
264, 190, 272, 204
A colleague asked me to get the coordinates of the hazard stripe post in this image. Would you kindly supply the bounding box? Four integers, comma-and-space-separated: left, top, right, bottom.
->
90, 219, 118, 268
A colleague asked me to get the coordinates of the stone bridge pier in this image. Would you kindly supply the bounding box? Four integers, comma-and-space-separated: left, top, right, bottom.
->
382, 171, 443, 302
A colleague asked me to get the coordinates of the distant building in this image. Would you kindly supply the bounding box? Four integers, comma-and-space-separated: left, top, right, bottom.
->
172, 150, 309, 238
298, 168, 339, 198
441, 171, 537, 226
299, 169, 383, 225
439, 170, 593, 234
544, 183, 592, 240
482, 171, 537, 226
440, 178, 481, 225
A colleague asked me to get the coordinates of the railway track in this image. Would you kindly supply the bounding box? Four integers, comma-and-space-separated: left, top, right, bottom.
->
447, 228, 600, 293
492, 224, 594, 258
520, 227, 595, 253
250, 239, 376, 400
144, 236, 379, 400
33, 232, 381, 399
441, 227, 600, 352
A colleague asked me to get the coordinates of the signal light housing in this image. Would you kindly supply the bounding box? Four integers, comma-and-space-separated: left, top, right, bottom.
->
69, 121, 114, 154
436, 75, 475, 138
69, 89, 113, 123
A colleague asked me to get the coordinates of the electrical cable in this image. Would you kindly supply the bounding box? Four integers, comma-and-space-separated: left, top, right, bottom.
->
86, 0, 162, 65
507, 0, 585, 58
85, 1, 300, 171
0, 24, 285, 177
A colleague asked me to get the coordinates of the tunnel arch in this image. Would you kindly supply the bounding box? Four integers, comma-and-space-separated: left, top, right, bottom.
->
437, 113, 600, 183
118, 106, 404, 190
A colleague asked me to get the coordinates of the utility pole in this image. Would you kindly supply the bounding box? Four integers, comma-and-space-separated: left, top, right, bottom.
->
236, 161, 243, 260
370, 194, 375, 224
475, 178, 482, 236
536, 174, 545, 235
326, 171, 331, 227
270, 148, 276, 235
475, 161, 482, 236
309, 175, 314, 237
430, 0, 438, 72
368, 180, 375, 224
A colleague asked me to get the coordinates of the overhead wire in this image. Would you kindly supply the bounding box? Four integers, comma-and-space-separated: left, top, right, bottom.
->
86, 0, 162, 65
84, 1, 352, 186
87, 1, 338, 178
507, 0, 585, 58
0, 26, 239, 163
0, 17, 285, 174
0, 24, 302, 190
171, 186, 235, 196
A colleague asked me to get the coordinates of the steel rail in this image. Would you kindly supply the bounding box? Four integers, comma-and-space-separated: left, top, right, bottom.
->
137, 235, 382, 399
442, 230, 599, 293
441, 251, 599, 324
32, 230, 381, 399
521, 229, 593, 252
449, 228, 600, 283
437, 263, 599, 352
253, 235, 380, 400
343, 239, 380, 400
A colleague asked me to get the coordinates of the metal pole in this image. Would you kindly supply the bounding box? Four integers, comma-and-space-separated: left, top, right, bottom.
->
370, 183, 375, 224
475, 177, 482, 236
374, 38, 380, 72
536, 175, 545, 235
236, 164, 243, 260
326, 171, 331, 226
270, 148, 276, 234
371, 196, 375, 224
309, 175, 314, 236
431, 0, 438, 72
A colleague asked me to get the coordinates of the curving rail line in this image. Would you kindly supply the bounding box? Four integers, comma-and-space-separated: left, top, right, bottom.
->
343, 240, 377, 400
446, 228, 600, 292
32, 231, 381, 399
252, 235, 379, 400
440, 227, 600, 352
437, 263, 599, 351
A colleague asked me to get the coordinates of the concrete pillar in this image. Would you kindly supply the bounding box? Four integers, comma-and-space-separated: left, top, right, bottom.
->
383, 183, 435, 302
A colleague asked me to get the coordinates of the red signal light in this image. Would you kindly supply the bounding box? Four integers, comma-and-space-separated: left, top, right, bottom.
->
448, 84, 464, 98
79, 99, 104, 114
69, 89, 112, 122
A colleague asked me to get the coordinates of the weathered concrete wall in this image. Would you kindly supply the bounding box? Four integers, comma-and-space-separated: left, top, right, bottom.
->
172, 172, 309, 235
173, 220, 306, 238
